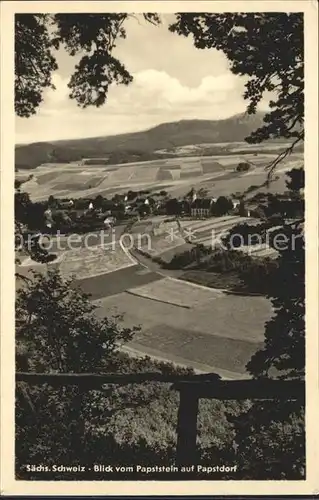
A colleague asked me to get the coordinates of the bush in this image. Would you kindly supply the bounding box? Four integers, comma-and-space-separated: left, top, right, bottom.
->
222, 222, 269, 247
236, 162, 251, 172
207, 249, 252, 273
245, 184, 259, 194
239, 258, 279, 293
211, 196, 233, 216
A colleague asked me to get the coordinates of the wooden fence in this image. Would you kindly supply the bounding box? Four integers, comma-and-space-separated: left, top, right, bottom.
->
16, 371, 305, 466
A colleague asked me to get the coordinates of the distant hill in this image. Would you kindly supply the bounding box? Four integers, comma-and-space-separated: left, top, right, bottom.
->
15, 112, 280, 170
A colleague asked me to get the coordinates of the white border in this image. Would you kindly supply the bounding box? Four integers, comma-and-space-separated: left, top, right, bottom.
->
1, 1, 318, 496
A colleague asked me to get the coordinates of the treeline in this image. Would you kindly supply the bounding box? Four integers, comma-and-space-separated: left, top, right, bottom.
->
15, 145, 175, 170
15, 144, 84, 170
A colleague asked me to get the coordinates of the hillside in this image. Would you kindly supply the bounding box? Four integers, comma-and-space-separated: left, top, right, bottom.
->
16, 112, 275, 170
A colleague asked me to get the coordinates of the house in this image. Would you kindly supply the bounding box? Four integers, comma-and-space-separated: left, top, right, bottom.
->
59, 199, 74, 209
71, 208, 87, 219
103, 217, 115, 228
190, 198, 214, 218
232, 199, 241, 209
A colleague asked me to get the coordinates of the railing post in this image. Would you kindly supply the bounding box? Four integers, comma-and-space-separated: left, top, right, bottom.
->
176, 386, 199, 466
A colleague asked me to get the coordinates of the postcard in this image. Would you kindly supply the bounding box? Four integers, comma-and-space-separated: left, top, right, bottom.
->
1, 0, 318, 496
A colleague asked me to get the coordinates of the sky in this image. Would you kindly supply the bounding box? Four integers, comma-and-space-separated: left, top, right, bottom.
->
15, 15, 269, 145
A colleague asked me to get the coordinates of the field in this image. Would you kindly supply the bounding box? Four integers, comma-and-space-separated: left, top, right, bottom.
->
93, 278, 272, 376
127, 276, 224, 308
75, 264, 163, 300
178, 216, 278, 257
17, 232, 136, 281
59, 242, 135, 279
16, 145, 303, 202
135, 215, 278, 259
129, 218, 185, 257
139, 234, 185, 257
179, 215, 253, 244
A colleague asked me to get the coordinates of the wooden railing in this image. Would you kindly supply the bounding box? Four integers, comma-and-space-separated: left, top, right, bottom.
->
16, 371, 305, 466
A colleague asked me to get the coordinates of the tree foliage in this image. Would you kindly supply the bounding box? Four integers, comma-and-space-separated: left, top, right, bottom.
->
14, 181, 54, 265
228, 399, 305, 479
247, 227, 304, 379
15, 14, 58, 117
286, 167, 305, 192
16, 268, 138, 373
211, 196, 233, 216
15, 13, 160, 117
236, 162, 251, 172
229, 170, 305, 478
246, 170, 305, 379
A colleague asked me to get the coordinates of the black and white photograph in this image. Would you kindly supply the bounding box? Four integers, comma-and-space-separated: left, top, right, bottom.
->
1, 0, 318, 496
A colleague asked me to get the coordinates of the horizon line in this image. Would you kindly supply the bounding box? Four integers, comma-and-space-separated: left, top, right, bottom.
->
15, 110, 262, 147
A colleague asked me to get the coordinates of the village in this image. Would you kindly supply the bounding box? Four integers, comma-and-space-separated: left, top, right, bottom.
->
37, 184, 254, 236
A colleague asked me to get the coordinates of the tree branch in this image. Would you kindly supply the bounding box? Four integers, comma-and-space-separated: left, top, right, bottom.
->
265, 134, 303, 182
